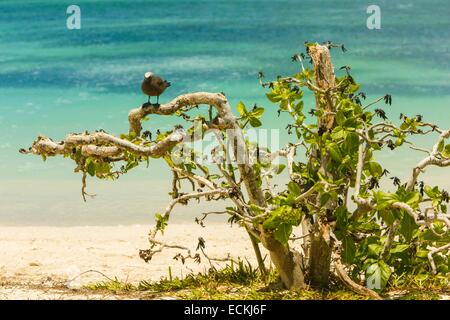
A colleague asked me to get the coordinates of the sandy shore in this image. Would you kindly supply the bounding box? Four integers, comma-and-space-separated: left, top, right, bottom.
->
0, 223, 264, 299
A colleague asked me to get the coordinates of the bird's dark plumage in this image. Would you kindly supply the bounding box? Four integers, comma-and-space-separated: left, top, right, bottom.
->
141, 72, 171, 104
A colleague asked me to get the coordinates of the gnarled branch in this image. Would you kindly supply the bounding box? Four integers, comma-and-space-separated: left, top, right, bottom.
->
128, 92, 234, 135
23, 129, 186, 159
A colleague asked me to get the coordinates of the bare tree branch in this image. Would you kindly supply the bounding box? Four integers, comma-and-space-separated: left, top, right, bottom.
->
427, 243, 450, 274
406, 129, 450, 190
24, 130, 186, 158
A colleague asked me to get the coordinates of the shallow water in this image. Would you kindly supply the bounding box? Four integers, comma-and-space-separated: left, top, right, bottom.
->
0, 0, 449, 224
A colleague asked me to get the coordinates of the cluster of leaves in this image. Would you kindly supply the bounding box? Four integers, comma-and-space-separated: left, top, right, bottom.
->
253, 43, 449, 291
262, 204, 303, 244
66, 146, 116, 179
237, 102, 265, 128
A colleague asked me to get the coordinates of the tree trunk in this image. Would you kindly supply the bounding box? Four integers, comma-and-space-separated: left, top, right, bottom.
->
248, 232, 267, 275
259, 228, 305, 288
307, 44, 337, 288
232, 44, 337, 290
228, 115, 306, 288
308, 219, 333, 287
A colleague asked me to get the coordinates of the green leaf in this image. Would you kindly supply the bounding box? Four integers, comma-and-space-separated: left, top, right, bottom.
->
331, 127, 346, 140
95, 162, 111, 176
262, 205, 301, 245
343, 132, 360, 154
373, 191, 398, 210
366, 261, 392, 291
424, 185, 440, 199
368, 162, 382, 177
128, 131, 137, 140
86, 159, 96, 177
250, 107, 265, 118
249, 117, 262, 127
327, 143, 342, 162
395, 137, 404, 146
274, 224, 292, 245
295, 115, 305, 126
287, 181, 301, 197
336, 109, 346, 126
262, 216, 277, 230
390, 244, 410, 254
263, 206, 301, 229
279, 100, 288, 110
275, 164, 286, 174
416, 250, 429, 258
403, 191, 421, 207
266, 92, 282, 103
353, 220, 380, 233
437, 139, 445, 153
334, 206, 349, 232
293, 101, 304, 113
443, 144, 450, 157
342, 236, 356, 264
378, 209, 396, 226
236, 101, 247, 116
368, 243, 383, 258
320, 191, 337, 206
343, 117, 358, 128
320, 192, 332, 206
399, 211, 418, 241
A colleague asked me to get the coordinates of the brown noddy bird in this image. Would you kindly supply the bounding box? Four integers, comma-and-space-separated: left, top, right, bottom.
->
141, 71, 171, 105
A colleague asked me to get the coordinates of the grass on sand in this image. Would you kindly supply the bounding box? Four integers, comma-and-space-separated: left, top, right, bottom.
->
86, 260, 450, 300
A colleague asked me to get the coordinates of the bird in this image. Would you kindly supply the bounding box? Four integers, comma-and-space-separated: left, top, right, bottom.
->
141, 71, 171, 105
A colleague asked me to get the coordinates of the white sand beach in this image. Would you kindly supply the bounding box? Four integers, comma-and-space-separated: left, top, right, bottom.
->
0, 223, 265, 299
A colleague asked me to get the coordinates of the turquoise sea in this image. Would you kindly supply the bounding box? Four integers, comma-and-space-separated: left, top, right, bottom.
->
0, 0, 449, 225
